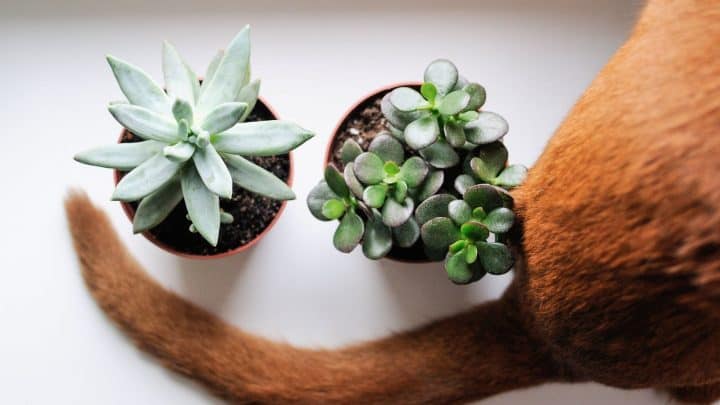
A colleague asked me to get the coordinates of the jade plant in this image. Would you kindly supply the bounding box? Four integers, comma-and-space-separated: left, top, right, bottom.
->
75, 26, 313, 246
308, 59, 527, 284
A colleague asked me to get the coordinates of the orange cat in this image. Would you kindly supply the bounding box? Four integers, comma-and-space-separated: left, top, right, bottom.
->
66, 0, 720, 403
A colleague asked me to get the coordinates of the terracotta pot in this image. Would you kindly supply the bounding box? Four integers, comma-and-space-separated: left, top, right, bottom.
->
114, 98, 293, 260
323, 82, 434, 264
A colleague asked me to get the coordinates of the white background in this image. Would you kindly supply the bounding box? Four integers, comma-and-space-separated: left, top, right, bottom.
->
2, 0, 696, 403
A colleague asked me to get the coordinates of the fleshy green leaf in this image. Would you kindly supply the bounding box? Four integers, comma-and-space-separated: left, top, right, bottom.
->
438, 90, 470, 116
201, 102, 248, 135
353, 152, 385, 185
163, 141, 196, 163
74, 140, 164, 170
362, 213, 392, 259
333, 210, 364, 253
424, 59, 458, 96
477, 242, 513, 275
106, 55, 170, 114
394, 180, 408, 202
463, 83, 486, 110
172, 98, 194, 126
307, 181, 339, 221
449, 240, 468, 254
384, 161, 400, 177
460, 221, 490, 241
399, 157, 429, 188
340, 139, 363, 165
321, 199, 346, 220
420, 217, 459, 249
421, 82, 437, 102
415, 193, 455, 225
192, 145, 233, 198
415, 170, 444, 202
381, 197, 414, 227
196, 26, 251, 116
223, 153, 295, 200
495, 164, 528, 188
132, 180, 183, 233
108, 104, 179, 143
464, 111, 509, 145
343, 163, 364, 198
404, 116, 440, 150
470, 142, 509, 181
444, 121, 466, 148
483, 207, 515, 233
381, 93, 421, 130
212, 120, 314, 156
465, 244, 478, 264
448, 200, 472, 225
181, 165, 220, 246
454, 174, 476, 195
389, 87, 427, 112
324, 165, 350, 198
458, 111, 479, 122
472, 207, 487, 220
202, 50, 224, 94
162, 41, 198, 106
393, 217, 420, 248
112, 153, 183, 201
464, 184, 504, 212
369, 133, 404, 164
363, 184, 387, 208
419, 139, 460, 169
236, 79, 260, 121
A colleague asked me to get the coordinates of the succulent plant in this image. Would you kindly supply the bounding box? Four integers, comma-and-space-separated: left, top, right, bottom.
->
75, 26, 314, 246
308, 59, 527, 284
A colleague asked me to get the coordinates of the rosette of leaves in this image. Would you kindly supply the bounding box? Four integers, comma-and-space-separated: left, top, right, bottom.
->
74, 26, 314, 246
454, 141, 528, 195
416, 184, 515, 284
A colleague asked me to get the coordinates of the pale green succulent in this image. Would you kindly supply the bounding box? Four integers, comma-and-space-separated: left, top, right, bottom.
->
75, 26, 314, 246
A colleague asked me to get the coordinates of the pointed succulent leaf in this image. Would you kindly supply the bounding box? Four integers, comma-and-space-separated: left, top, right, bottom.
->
470, 142, 509, 181
483, 207, 515, 234
421, 217, 460, 250
202, 50, 224, 94
213, 121, 314, 156
464, 111, 509, 145
444, 121, 466, 148
307, 181, 340, 221
477, 242, 513, 275
201, 102, 248, 134
333, 210, 364, 253
74, 140, 164, 170
132, 180, 183, 233
369, 133, 404, 164
236, 79, 260, 121
106, 55, 171, 114
321, 199, 346, 220
466, 243, 478, 264
381, 197, 414, 227
420, 82, 437, 102
461, 221, 490, 241
163, 141, 196, 162
454, 174, 476, 195
362, 213, 392, 259
415, 193, 455, 225
424, 59, 458, 96
463, 83, 486, 111
419, 139, 460, 169
363, 184, 387, 208
381, 92, 422, 129
389, 87, 427, 112
162, 41, 198, 106
108, 104, 179, 143
181, 165, 220, 246
192, 145, 233, 198
464, 184, 504, 212
415, 170, 444, 202
495, 164, 528, 188
223, 153, 295, 200
399, 156, 429, 188
448, 200, 472, 225
172, 98, 194, 126
404, 116, 440, 150
353, 152, 385, 185
392, 217, 420, 248
340, 139, 363, 165
321, 164, 348, 198
438, 90, 470, 116
196, 26, 251, 115
112, 153, 183, 201
394, 180, 408, 202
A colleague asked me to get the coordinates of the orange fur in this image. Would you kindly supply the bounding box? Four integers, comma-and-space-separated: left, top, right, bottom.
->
66, 0, 720, 403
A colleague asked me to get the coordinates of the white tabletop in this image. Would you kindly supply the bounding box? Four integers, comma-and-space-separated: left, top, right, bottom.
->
2, 0, 685, 403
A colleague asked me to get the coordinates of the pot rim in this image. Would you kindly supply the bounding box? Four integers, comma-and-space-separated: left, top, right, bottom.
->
323, 81, 434, 265
114, 96, 293, 260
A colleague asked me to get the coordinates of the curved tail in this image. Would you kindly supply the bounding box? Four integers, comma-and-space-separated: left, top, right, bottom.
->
65, 191, 557, 404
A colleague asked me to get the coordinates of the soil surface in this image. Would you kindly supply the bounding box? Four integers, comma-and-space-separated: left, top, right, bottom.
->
120, 101, 290, 256
328, 88, 432, 263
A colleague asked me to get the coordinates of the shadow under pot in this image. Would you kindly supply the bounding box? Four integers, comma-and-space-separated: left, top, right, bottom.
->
325, 82, 444, 264
115, 98, 293, 259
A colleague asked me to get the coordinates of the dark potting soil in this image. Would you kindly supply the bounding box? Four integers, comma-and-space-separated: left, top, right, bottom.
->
328, 88, 437, 263
120, 101, 290, 256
